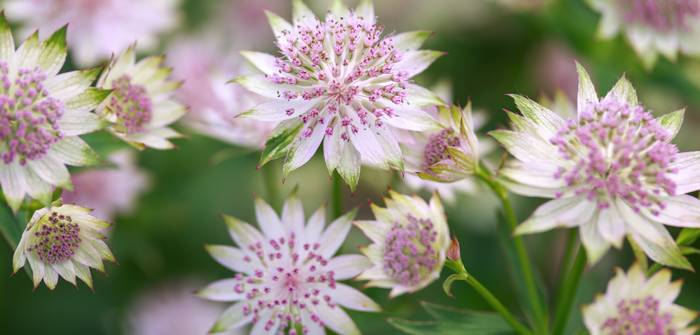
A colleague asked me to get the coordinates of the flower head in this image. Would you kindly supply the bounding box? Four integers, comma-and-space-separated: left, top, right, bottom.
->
97, 45, 186, 150
583, 264, 697, 335
355, 191, 449, 297
198, 194, 379, 335
588, 0, 700, 67
168, 38, 277, 149
12, 202, 115, 289
6, 0, 180, 66
492, 62, 700, 269
236, 0, 444, 189
0, 15, 109, 212
62, 150, 150, 220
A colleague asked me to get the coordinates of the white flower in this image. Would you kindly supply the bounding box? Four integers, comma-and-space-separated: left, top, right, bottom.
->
583, 264, 698, 335
168, 37, 277, 149
355, 191, 449, 297
198, 194, 379, 335
13, 202, 115, 289
588, 0, 700, 67
61, 150, 150, 220
236, 0, 444, 190
492, 62, 700, 269
0, 15, 109, 212
128, 281, 243, 335
97, 45, 186, 150
401, 104, 485, 202
6, 0, 180, 66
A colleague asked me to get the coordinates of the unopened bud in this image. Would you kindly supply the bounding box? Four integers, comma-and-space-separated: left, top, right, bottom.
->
447, 237, 461, 261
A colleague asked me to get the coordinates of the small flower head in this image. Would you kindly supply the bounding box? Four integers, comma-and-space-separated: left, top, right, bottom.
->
13, 202, 115, 289
492, 62, 700, 269
62, 150, 150, 220
588, 0, 700, 67
355, 191, 449, 297
583, 264, 698, 335
403, 104, 481, 184
198, 194, 378, 335
6, 0, 179, 66
97, 45, 186, 150
237, 0, 444, 189
0, 14, 109, 212
168, 38, 277, 149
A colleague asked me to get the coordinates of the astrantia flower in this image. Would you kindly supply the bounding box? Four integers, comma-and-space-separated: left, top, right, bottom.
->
583, 264, 697, 335
237, 0, 444, 189
491, 63, 700, 269
128, 281, 242, 335
355, 191, 449, 297
402, 104, 481, 193
168, 38, 276, 149
0, 16, 109, 212
12, 202, 115, 289
198, 194, 379, 334
62, 150, 150, 220
97, 46, 186, 150
6, 0, 180, 66
588, 0, 700, 67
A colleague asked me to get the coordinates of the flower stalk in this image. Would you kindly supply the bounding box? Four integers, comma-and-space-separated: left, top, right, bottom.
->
474, 163, 549, 335
552, 231, 587, 335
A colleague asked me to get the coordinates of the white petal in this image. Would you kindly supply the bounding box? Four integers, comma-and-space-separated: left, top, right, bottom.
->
669, 151, 700, 194
643, 195, 700, 228
515, 197, 595, 234
630, 225, 691, 270
197, 279, 244, 302
282, 193, 306, 238
0, 161, 28, 211
240, 51, 277, 75
317, 210, 356, 258
326, 255, 371, 280
597, 205, 626, 248
149, 100, 187, 128
241, 97, 322, 122
580, 219, 611, 265
305, 206, 326, 243
205, 245, 258, 275
283, 121, 325, 175
50, 137, 99, 167
223, 215, 265, 247
210, 302, 254, 333
331, 283, 381, 312
251, 310, 279, 335
43, 265, 59, 289
575, 62, 599, 113
393, 50, 443, 78
315, 304, 361, 335
58, 111, 104, 136
28, 154, 70, 188
234, 74, 301, 99
254, 197, 284, 239
354, 220, 388, 244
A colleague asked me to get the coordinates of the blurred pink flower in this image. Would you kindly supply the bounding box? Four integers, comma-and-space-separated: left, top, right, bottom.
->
168, 38, 277, 149
5, 0, 180, 66
128, 281, 243, 335
62, 150, 150, 220
218, 0, 288, 50
532, 41, 578, 101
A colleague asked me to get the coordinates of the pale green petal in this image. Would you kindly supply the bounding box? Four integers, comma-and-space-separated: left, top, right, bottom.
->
37, 25, 67, 76
392, 31, 433, 51
240, 51, 277, 75
0, 13, 14, 63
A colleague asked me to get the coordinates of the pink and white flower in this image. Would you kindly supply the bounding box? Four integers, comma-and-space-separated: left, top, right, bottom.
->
491, 63, 700, 269
355, 191, 449, 297
583, 264, 697, 335
588, 0, 700, 67
168, 38, 276, 149
0, 15, 109, 212
236, 0, 444, 189
5, 0, 180, 66
97, 45, 186, 150
62, 150, 150, 221
198, 194, 379, 334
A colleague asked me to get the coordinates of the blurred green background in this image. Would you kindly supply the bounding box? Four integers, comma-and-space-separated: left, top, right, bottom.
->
2, 0, 700, 334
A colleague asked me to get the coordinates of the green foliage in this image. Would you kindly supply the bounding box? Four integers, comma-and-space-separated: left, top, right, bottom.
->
389, 302, 514, 335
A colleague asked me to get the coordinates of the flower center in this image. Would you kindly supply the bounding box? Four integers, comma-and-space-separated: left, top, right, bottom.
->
550, 98, 677, 213
108, 75, 152, 134
27, 211, 81, 264
423, 129, 460, 171
602, 297, 674, 335
383, 215, 439, 286
0, 61, 65, 165
231, 233, 338, 333
620, 0, 700, 31
269, 12, 408, 141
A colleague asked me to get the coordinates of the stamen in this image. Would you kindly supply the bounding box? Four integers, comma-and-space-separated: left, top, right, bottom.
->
108, 75, 153, 134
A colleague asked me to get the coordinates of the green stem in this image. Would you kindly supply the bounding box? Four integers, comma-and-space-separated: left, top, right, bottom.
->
331, 172, 343, 219
465, 274, 534, 335
552, 232, 587, 335
0, 201, 21, 248
261, 165, 280, 210
476, 165, 548, 334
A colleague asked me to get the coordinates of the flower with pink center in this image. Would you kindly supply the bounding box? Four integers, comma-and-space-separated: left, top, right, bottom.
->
198, 194, 379, 334
168, 38, 277, 149
588, 0, 700, 67
236, 0, 444, 190
61, 150, 150, 221
5, 0, 180, 66
491, 62, 700, 269
128, 281, 243, 335
401, 104, 487, 202
0, 15, 110, 212
583, 264, 697, 335
97, 45, 186, 150
13, 201, 115, 289
355, 191, 449, 297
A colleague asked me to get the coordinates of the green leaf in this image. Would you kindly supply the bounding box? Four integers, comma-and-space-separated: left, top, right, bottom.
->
678, 228, 700, 246
388, 302, 513, 335
259, 121, 303, 168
